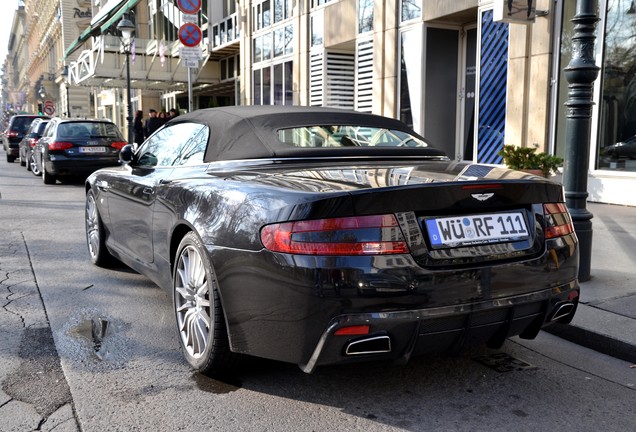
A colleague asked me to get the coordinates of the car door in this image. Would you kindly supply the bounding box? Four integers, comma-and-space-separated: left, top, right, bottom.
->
35, 120, 57, 170
106, 122, 207, 265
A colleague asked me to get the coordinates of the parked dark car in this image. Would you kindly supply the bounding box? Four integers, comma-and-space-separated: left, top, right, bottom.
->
3, 114, 49, 162
604, 135, 636, 159
18, 118, 50, 171
33, 118, 127, 184
85, 106, 579, 375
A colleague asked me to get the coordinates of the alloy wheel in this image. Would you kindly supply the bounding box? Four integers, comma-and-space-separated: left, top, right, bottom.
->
30, 154, 41, 175
174, 245, 211, 359
85, 193, 100, 261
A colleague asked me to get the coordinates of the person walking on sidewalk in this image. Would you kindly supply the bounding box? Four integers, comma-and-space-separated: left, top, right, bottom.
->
133, 110, 144, 146
144, 109, 162, 139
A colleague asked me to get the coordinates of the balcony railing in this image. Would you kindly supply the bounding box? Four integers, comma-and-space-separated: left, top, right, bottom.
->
211, 12, 240, 50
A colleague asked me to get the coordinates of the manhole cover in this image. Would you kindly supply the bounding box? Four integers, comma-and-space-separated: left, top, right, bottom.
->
473, 352, 536, 373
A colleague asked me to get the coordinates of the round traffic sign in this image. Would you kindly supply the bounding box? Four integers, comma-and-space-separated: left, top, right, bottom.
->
43, 100, 55, 116
177, 0, 201, 14
179, 23, 202, 47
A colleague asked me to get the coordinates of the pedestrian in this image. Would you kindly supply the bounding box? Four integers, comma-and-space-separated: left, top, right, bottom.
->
133, 110, 144, 146
158, 111, 167, 126
169, 108, 179, 118
144, 109, 162, 138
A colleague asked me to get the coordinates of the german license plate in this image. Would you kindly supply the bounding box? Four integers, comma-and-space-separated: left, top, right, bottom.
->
80, 146, 106, 153
424, 212, 529, 248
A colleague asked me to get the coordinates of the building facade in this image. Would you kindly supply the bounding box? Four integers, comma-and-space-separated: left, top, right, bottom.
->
3, 0, 635, 206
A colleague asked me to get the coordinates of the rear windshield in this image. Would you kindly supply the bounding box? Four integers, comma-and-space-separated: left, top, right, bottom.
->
57, 122, 123, 140
9, 117, 38, 134
277, 125, 430, 148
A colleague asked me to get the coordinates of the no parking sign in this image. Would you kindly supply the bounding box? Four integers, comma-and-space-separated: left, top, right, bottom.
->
177, 0, 201, 14
179, 23, 202, 47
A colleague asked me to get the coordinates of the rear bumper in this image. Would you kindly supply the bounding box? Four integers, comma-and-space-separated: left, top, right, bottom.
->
300, 283, 578, 373
211, 232, 579, 370
5, 141, 19, 156
45, 158, 119, 177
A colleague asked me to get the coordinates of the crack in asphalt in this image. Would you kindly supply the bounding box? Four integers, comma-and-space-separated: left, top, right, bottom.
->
0, 233, 81, 431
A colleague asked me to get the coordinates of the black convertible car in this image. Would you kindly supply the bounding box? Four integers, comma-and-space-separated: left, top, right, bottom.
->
85, 106, 579, 374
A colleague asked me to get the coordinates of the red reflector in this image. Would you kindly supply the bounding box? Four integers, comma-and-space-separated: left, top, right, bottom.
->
543, 203, 574, 239
461, 183, 503, 190
49, 141, 74, 151
545, 225, 574, 238
260, 214, 410, 256
111, 141, 128, 149
334, 325, 370, 336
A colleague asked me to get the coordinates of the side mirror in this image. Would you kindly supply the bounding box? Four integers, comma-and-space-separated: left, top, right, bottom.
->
119, 144, 135, 164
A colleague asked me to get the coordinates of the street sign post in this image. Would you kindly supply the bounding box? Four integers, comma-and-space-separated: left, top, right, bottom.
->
177, 0, 202, 114
184, 59, 199, 68
179, 46, 202, 59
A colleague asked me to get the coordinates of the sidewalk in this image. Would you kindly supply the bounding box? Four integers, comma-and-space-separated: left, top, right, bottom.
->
545, 202, 636, 363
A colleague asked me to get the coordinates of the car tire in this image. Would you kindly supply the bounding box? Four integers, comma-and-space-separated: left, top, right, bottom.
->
42, 166, 56, 184
85, 190, 114, 267
19, 153, 26, 167
6, 154, 15, 163
30, 154, 41, 176
173, 232, 235, 375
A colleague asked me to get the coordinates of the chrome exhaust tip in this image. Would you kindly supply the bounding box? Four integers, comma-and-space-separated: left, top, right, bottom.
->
345, 335, 391, 356
551, 302, 575, 322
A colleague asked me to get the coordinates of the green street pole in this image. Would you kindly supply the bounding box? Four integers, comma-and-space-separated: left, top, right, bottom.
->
562, 0, 600, 282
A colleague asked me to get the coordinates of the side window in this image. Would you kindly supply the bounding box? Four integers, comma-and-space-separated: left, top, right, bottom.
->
42, 121, 56, 138
176, 125, 209, 166
136, 123, 208, 167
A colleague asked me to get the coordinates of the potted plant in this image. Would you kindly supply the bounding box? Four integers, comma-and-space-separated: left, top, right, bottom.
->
497, 144, 563, 177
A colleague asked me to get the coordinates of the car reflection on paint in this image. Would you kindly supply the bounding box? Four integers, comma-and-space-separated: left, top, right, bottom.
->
604, 135, 636, 159
84, 106, 580, 376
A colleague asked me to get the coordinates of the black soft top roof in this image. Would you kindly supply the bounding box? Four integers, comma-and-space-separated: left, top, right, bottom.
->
166, 106, 446, 162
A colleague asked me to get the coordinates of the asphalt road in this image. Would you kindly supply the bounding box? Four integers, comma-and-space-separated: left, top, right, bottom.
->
1, 153, 635, 432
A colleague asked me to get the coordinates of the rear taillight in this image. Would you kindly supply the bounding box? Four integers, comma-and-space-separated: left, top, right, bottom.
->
29, 138, 38, 148
543, 203, 574, 239
111, 141, 128, 149
260, 214, 410, 256
7, 130, 18, 138
49, 141, 74, 151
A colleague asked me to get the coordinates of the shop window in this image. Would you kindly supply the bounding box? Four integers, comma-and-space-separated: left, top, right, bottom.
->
312, 0, 334, 8
401, 0, 422, 22
311, 13, 324, 47
253, 61, 294, 106
358, 0, 374, 34
597, 0, 636, 171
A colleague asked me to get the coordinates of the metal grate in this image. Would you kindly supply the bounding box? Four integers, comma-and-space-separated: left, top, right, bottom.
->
355, 38, 374, 113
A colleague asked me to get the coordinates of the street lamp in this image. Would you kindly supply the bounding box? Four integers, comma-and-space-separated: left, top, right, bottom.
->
117, 15, 135, 144
61, 66, 71, 117
562, 0, 600, 282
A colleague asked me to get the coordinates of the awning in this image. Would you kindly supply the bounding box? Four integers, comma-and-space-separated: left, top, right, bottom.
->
64, 0, 141, 59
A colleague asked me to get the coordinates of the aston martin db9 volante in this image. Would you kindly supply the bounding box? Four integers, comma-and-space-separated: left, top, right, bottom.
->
85, 106, 579, 375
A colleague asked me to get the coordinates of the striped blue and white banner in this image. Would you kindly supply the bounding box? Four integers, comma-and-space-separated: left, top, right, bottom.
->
478, 10, 509, 164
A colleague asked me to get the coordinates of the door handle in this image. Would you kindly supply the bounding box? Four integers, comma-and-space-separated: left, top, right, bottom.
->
96, 180, 110, 192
